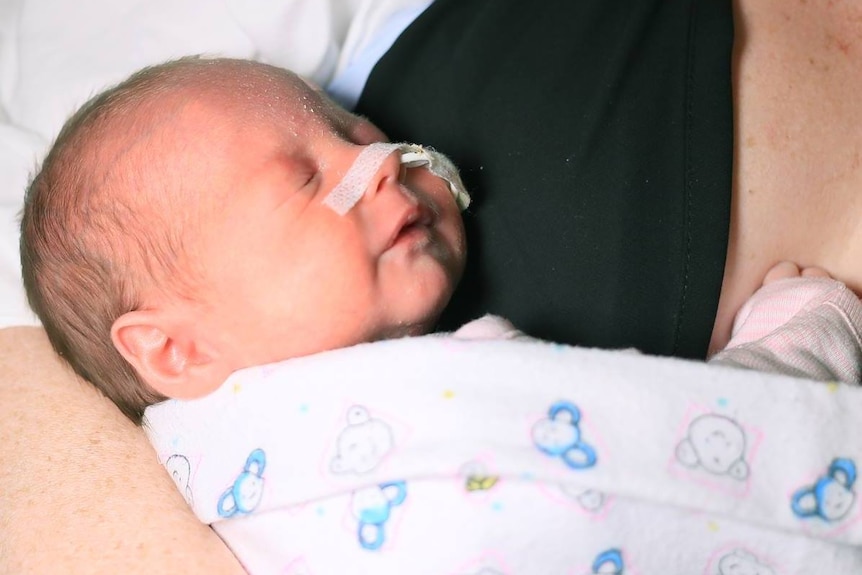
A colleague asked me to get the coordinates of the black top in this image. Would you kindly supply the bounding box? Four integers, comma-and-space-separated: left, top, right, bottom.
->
357, 0, 733, 358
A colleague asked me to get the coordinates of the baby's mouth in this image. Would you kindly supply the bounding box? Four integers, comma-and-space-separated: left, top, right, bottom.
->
387, 202, 434, 251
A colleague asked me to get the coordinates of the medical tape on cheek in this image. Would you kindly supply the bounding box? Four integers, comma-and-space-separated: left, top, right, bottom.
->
321, 142, 472, 215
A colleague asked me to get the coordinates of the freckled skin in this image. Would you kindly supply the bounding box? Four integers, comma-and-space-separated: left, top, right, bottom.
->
712, 0, 862, 354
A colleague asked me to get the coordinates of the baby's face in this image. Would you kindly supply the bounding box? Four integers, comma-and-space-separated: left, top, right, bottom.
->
167, 70, 465, 371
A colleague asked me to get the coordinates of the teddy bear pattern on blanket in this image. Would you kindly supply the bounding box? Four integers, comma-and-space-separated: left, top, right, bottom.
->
144, 333, 862, 574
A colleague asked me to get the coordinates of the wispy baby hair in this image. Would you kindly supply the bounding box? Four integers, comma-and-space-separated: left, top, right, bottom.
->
19, 56, 236, 423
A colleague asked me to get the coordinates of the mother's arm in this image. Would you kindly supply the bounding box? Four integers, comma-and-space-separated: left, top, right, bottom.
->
0, 327, 244, 574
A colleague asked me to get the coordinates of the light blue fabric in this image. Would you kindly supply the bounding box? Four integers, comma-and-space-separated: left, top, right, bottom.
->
326, 1, 431, 110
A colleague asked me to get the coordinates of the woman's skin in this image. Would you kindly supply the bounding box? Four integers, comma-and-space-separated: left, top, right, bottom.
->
3, 0, 862, 570
0, 327, 244, 574
712, 0, 862, 354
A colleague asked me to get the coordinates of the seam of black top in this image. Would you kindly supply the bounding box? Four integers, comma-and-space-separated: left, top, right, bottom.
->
674, 0, 698, 355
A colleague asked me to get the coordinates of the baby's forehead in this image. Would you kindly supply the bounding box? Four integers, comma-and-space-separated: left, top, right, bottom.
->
184, 64, 338, 120
170, 73, 366, 162
111, 62, 365, 204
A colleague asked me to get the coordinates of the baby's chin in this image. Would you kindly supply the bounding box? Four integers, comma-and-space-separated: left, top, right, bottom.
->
377, 253, 461, 334
375, 293, 454, 341
374, 318, 439, 342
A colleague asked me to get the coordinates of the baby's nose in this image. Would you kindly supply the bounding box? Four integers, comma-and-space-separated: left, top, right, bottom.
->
322, 142, 405, 215
363, 148, 408, 203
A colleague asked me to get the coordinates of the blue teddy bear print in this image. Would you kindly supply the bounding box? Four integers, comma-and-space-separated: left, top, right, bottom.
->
791, 457, 857, 522
352, 480, 407, 550
532, 400, 597, 470
217, 448, 267, 519
592, 548, 623, 574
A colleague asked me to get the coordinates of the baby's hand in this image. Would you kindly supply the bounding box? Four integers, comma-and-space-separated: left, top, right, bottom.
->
712, 260, 862, 384
762, 261, 830, 284
726, 260, 858, 349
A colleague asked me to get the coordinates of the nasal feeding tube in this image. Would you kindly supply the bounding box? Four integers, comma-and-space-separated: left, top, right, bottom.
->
321, 142, 471, 215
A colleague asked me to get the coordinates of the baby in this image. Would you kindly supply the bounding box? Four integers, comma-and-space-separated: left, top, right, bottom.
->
19, 57, 862, 573
20, 56, 476, 424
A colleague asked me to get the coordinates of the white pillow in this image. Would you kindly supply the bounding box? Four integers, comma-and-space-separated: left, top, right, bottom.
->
0, 124, 42, 327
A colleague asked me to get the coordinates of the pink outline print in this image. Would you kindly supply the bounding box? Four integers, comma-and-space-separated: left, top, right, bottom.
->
449, 550, 513, 575
281, 557, 317, 575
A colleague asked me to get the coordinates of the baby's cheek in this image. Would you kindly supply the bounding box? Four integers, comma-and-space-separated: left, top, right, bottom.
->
437, 186, 467, 266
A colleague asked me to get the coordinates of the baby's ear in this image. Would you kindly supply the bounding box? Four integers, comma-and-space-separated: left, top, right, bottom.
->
111, 310, 229, 399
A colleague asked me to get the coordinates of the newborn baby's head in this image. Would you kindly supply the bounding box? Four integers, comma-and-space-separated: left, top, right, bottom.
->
20, 57, 466, 423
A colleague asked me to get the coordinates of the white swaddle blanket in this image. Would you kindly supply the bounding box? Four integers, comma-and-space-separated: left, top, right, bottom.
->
144, 333, 862, 574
